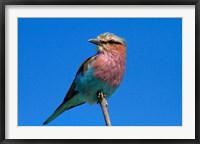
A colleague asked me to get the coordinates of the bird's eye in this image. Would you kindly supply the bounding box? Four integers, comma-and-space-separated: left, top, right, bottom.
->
109, 40, 114, 44
108, 40, 122, 45
100, 40, 106, 44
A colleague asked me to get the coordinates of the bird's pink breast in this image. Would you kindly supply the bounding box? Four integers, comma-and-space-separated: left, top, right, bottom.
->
93, 51, 126, 87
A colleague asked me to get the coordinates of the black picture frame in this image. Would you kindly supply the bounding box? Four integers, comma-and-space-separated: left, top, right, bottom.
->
0, 0, 199, 144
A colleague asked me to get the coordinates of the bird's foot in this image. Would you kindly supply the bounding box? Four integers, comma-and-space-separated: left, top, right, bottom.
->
97, 91, 103, 104
97, 91, 108, 107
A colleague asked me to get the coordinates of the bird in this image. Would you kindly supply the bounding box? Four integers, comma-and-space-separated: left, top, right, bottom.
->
43, 32, 126, 125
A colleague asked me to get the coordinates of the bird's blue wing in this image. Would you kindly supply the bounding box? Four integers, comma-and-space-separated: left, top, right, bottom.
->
62, 55, 96, 103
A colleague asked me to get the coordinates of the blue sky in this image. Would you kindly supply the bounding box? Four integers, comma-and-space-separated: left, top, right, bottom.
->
18, 18, 182, 126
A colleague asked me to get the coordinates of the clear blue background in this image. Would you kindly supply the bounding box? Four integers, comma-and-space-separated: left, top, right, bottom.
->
18, 18, 182, 126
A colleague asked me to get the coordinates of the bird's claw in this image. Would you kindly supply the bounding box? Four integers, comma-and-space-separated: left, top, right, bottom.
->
97, 91, 103, 104
97, 91, 107, 106
98, 91, 103, 98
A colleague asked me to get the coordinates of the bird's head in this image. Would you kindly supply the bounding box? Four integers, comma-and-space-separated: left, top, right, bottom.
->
88, 33, 126, 54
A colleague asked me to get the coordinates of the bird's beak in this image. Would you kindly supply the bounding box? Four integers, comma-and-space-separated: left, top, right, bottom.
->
88, 38, 101, 45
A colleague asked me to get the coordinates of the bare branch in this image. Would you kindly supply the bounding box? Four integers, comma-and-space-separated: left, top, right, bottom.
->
98, 92, 111, 126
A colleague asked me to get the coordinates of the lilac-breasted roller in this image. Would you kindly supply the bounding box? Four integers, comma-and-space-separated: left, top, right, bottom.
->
43, 33, 126, 125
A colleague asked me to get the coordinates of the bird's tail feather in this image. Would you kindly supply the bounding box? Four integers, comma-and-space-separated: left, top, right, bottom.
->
43, 100, 85, 125
43, 103, 67, 125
